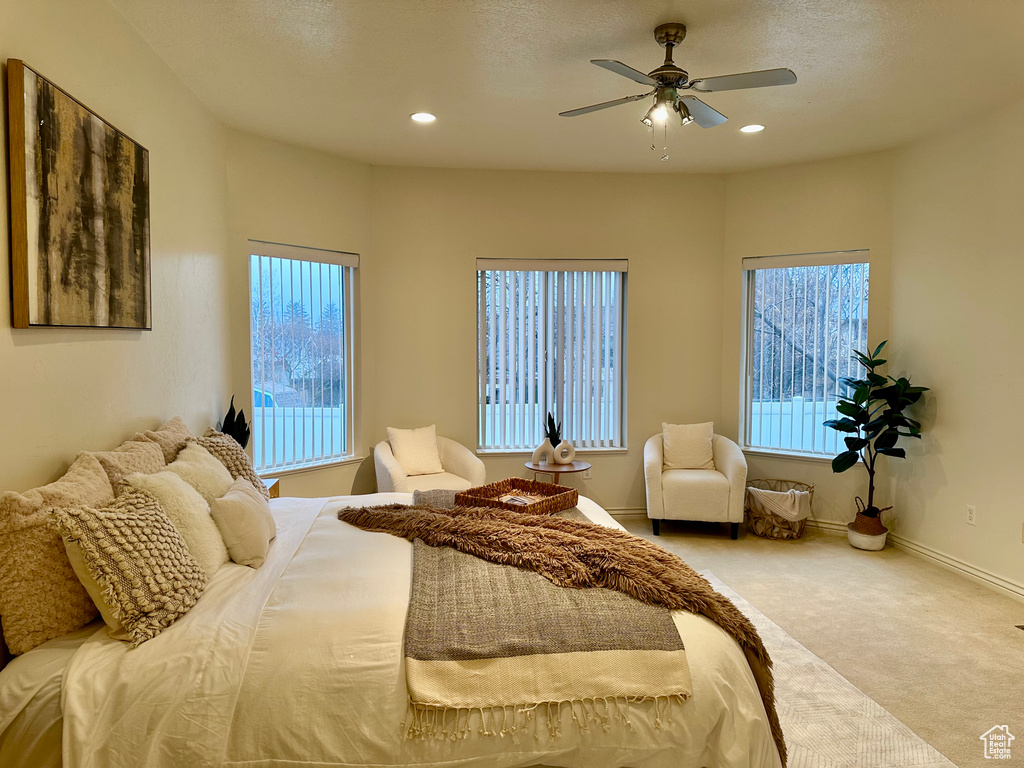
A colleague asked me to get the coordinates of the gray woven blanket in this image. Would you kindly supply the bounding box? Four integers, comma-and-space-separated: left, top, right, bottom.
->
403, 537, 691, 740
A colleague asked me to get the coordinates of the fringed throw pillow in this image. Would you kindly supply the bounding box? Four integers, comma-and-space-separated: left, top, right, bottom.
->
54, 489, 207, 648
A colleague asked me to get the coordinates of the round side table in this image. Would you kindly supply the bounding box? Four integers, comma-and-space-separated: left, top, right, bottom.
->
524, 460, 591, 484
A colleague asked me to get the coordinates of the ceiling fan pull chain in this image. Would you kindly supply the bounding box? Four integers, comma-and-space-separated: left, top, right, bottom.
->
650, 122, 656, 152
661, 122, 669, 162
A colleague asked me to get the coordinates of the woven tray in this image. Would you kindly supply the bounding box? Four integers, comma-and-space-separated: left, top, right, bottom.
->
455, 477, 578, 514
745, 479, 814, 540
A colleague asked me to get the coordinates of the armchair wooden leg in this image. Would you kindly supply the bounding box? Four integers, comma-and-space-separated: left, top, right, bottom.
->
652, 518, 661, 536
730, 522, 739, 540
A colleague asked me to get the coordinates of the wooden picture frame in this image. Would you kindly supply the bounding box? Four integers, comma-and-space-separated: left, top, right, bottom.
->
6, 59, 151, 329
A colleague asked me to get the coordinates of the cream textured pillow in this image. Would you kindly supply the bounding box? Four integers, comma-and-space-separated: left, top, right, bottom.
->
164, 444, 234, 504
54, 489, 206, 648
0, 454, 110, 655
62, 538, 129, 640
387, 425, 444, 476
126, 471, 229, 579
132, 416, 194, 463
89, 440, 166, 494
195, 429, 270, 500
210, 478, 277, 568
662, 422, 716, 470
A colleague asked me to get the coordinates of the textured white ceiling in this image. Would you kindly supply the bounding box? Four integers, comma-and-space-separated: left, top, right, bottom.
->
107, 0, 1024, 173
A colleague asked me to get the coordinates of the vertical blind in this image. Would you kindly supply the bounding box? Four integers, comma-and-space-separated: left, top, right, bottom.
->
743, 252, 869, 456
477, 260, 627, 452
249, 241, 357, 473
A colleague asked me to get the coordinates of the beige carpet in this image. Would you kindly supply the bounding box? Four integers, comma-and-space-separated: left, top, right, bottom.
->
704, 572, 954, 768
620, 518, 1024, 768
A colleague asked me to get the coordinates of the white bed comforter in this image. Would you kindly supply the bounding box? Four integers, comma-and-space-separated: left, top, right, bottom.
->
61, 494, 782, 768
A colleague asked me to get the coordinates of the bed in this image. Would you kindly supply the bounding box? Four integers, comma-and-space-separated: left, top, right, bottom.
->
0, 492, 783, 768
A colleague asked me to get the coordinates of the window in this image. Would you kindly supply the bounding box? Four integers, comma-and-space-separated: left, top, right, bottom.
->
477, 259, 627, 452
742, 251, 869, 457
249, 240, 357, 473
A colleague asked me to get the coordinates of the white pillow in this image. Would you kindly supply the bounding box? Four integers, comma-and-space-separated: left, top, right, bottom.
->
163, 443, 234, 504
211, 478, 277, 568
387, 425, 444, 476
662, 422, 715, 470
126, 471, 229, 579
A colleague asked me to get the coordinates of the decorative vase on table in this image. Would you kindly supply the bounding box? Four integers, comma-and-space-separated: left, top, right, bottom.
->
532, 411, 575, 465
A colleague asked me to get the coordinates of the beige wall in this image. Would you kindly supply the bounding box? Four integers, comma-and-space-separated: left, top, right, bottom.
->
224, 131, 375, 497
721, 152, 894, 523
0, 0, 229, 492
368, 167, 726, 510
889, 99, 1024, 589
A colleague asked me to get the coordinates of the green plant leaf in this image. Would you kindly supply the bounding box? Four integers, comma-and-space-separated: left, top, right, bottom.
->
867, 372, 887, 387
832, 451, 860, 473
844, 436, 868, 451
872, 340, 888, 358
836, 401, 862, 418
874, 429, 899, 450
823, 418, 858, 433
877, 447, 907, 458
853, 385, 870, 405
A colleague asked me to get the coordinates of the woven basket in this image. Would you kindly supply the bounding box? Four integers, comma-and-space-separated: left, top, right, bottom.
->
745, 479, 814, 540
455, 477, 578, 515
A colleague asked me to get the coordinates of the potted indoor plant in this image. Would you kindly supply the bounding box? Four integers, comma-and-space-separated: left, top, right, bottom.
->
823, 341, 929, 550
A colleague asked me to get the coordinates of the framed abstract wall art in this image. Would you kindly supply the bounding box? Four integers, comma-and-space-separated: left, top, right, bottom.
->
6, 59, 151, 329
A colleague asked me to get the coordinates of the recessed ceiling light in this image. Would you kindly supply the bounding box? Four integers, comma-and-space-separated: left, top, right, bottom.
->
410, 112, 436, 123
740, 124, 765, 133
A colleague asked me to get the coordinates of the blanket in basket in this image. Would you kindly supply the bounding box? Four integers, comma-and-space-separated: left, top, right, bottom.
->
337, 504, 786, 764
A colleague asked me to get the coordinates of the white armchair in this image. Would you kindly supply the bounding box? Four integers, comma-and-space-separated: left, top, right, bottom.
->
374, 436, 486, 493
643, 433, 747, 539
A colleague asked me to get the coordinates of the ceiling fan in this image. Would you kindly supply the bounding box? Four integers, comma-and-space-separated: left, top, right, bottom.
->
559, 22, 797, 130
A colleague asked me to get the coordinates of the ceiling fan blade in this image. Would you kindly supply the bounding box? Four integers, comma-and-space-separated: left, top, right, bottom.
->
559, 92, 652, 117
688, 68, 797, 93
679, 96, 728, 128
591, 59, 658, 87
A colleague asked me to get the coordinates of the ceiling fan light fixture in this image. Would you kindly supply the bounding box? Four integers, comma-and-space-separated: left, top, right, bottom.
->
410, 112, 436, 123
740, 124, 765, 133
678, 102, 694, 127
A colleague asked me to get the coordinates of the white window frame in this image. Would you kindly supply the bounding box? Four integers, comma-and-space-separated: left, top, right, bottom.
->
476, 259, 628, 454
740, 250, 870, 459
248, 240, 358, 474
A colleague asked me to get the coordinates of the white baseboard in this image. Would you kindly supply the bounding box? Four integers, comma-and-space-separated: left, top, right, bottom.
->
607, 507, 647, 519
611, 513, 1024, 605
806, 520, 1024, 604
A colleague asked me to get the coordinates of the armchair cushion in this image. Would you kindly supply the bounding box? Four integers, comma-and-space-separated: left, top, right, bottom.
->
374, 435, 485, 494
386, 425, 443, 476
661, 470, 731, 522
395, 472, 473, 494
662, 422, 715, 470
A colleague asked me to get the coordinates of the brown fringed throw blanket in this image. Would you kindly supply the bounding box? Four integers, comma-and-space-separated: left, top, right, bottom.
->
338, 504, 786, 765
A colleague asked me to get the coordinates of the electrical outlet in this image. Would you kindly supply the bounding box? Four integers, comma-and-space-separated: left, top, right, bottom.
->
582, 468, 592, 479
966, 505, 977, 526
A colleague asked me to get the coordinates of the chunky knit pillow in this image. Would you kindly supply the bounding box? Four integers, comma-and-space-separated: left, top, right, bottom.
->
132, 416, 194, 463
0, 453, 111, 654
53, 489, 207, 648
195, 429, 269, 500
89, 440, 166, 494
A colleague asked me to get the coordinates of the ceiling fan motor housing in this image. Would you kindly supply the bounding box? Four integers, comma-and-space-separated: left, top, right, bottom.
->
654, 23, 687, 47
650, 23, 689, 86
